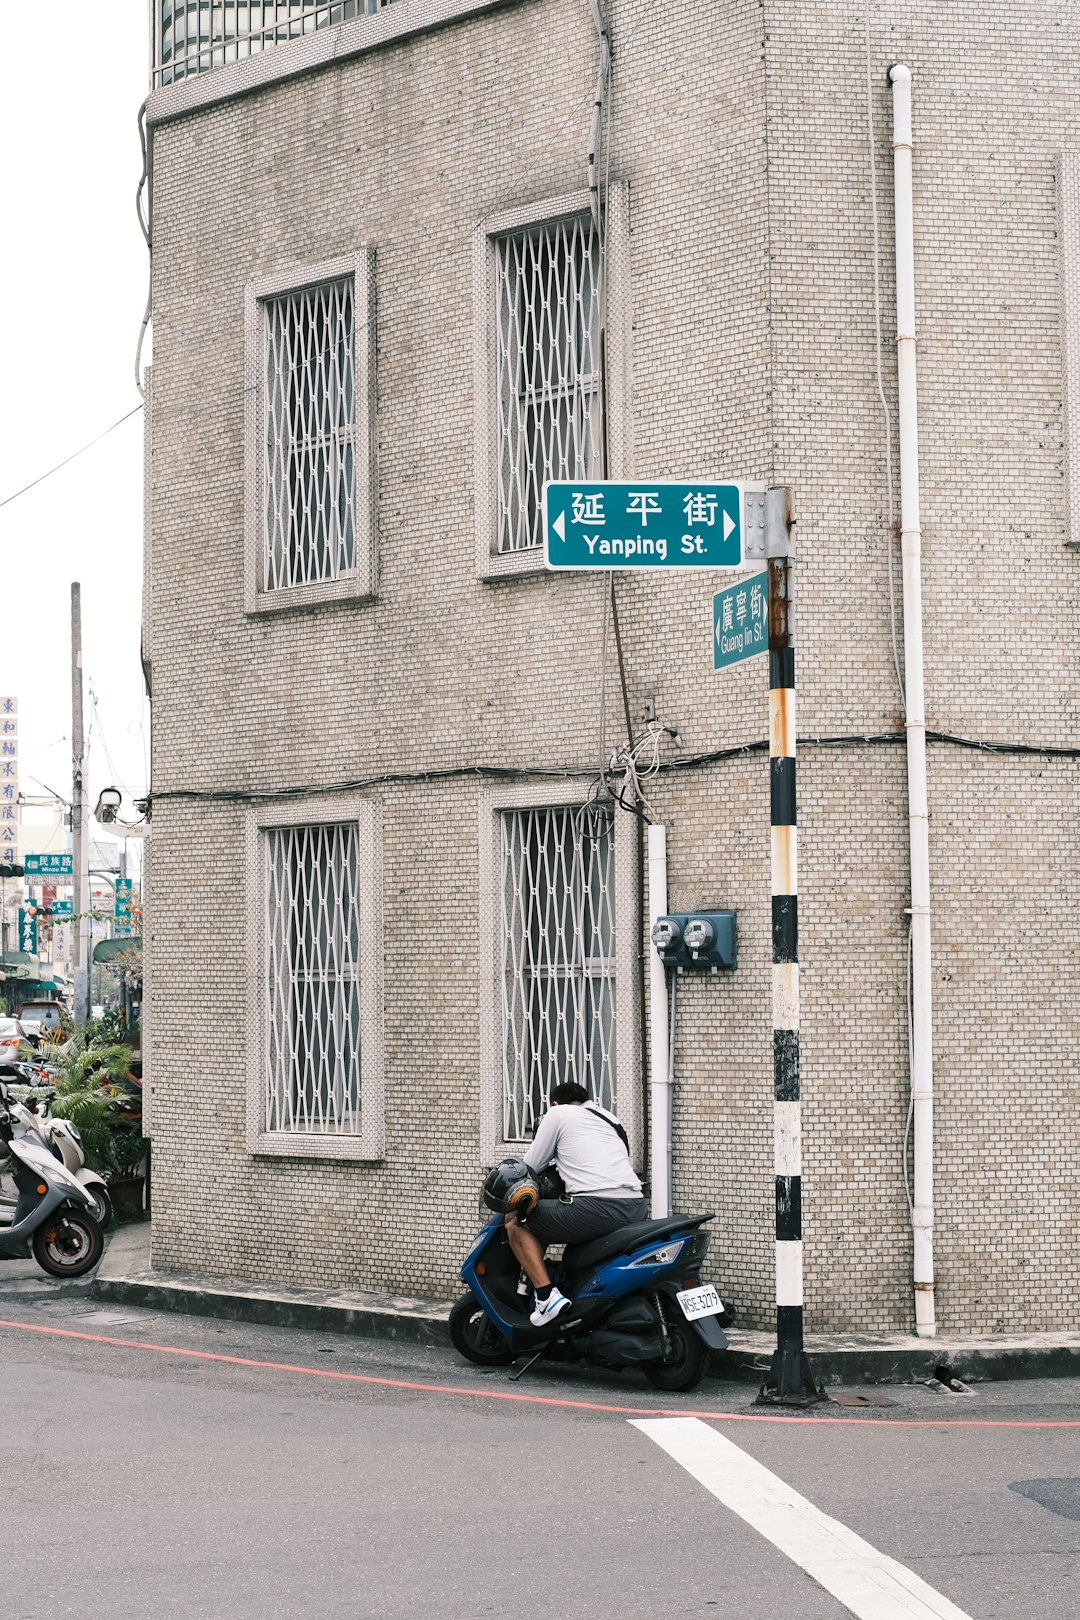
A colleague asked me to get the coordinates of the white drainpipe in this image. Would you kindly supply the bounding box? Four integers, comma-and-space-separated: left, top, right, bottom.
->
890, 63, 936, 1338
647, 824, 672, 1218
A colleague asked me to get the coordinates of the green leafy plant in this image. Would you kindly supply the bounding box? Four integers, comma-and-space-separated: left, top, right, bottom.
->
43, 1032, 136, 1092
47, 1089, 116, 1170
86, 1008, 129, 1045
106, 1126, 148, 1180
42, 1027, 146, 1183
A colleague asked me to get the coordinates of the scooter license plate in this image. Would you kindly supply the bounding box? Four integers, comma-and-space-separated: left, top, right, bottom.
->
676, 1284, 723, 1321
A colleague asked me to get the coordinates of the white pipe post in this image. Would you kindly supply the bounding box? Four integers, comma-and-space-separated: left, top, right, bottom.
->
647, 824, 672, 1218
890, 63, 936, 1338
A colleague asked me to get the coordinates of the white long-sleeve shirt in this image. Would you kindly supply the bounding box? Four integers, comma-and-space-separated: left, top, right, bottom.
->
522, 1103, 642, 1198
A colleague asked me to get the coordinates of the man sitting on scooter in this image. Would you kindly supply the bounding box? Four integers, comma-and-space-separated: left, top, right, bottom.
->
506, 1081, 648, 1329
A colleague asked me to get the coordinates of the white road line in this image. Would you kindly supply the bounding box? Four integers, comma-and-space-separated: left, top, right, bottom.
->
630, 1417, 973, 1620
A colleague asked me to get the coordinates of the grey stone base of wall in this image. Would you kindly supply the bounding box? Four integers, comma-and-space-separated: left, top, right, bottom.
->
90, 1229, 1080, 1385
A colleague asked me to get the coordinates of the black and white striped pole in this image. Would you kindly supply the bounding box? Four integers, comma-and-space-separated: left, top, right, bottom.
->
757, 487, 823, 1407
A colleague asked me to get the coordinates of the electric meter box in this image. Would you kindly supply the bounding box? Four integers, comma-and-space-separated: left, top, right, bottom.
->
650, 911, 737, 973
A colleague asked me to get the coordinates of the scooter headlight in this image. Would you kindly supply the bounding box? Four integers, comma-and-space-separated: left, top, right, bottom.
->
630, 1240, 685, 1267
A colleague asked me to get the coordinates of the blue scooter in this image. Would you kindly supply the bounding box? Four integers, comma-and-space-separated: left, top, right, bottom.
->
450, 1209, 730, 1392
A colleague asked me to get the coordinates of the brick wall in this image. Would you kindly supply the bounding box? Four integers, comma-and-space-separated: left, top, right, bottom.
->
145, 0, 1080, 1329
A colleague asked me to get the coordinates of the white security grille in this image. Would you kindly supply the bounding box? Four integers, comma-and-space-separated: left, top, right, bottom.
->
500, 804, 615, 1140
263, 277, 355, 591
495, 215, 604, 553
265, 822, 361, 1135
155, 2, 392, 87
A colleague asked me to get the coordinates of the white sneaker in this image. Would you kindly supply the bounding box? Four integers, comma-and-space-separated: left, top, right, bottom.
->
529, 1288, 572, 1328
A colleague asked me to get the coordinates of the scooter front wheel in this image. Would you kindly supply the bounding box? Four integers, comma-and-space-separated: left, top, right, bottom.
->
31, 1207, 105, 1278
449, 1293, 515, 1366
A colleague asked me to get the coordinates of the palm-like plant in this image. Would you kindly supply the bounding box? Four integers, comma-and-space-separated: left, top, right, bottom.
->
43, 1031, 147, 1182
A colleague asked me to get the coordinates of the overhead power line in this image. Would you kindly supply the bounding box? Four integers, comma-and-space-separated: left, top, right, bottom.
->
0, 403, 143, 512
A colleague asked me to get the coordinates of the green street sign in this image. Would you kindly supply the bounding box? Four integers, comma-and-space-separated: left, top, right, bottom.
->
713, 571, 768, 670
544, 481, 743, 570
25, 852, 73, 878
50, 899, 73, 918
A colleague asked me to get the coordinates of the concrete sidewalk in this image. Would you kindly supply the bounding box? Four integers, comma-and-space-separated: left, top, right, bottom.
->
89, 1221, 1080, 1386
0, 1218, 150, 1300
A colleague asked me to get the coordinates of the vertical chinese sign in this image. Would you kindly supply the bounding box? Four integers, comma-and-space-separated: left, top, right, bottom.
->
114, 876, 134, 937
0, 696, 17, 868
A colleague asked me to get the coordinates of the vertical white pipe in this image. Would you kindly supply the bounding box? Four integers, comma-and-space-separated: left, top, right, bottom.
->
890, 63, 936, 1338
647, 824, 672, 1218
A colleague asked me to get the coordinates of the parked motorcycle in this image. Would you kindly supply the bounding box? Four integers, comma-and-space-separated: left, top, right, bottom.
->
0, 1085, 105, 1277
0, 1092, 112, 1228
451, 1198, 730, 1393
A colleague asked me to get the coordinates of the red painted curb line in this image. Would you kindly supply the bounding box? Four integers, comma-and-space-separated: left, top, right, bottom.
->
3, 1315, 1079, 1427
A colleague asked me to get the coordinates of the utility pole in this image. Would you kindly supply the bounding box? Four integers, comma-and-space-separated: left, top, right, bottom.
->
71, 583, 91, 1025
756, 487, 823, 1408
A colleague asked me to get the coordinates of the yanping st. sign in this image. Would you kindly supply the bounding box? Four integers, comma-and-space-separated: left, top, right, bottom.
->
543, 481, 743, 570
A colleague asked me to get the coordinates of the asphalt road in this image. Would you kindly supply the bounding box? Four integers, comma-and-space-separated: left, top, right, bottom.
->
0, 1278, 1077, 1620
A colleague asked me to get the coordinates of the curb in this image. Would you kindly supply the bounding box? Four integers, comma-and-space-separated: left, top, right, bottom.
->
90, 1270, 1080, 1385
91, 1274, 451, 1349
711, 1342, 1080, 1387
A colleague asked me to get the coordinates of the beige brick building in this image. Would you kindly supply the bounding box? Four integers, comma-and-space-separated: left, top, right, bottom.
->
143, 0, 1080, 1334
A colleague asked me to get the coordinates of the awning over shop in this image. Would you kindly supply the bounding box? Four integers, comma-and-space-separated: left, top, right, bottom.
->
92, 936, 142, 964
0, 952, 39, 981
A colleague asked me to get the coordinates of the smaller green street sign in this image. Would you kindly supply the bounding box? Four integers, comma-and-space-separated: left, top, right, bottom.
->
25, 852, 73, 878
50, 899, 73, 918
713, 571, 768, 670
544, 481, 743, 570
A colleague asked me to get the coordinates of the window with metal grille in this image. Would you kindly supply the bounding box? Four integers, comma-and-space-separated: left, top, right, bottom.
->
264, 822, 361, 1135
246, 253, 375, 613
500, 803, 615, 1141
155, 2, 392, 87
494, 214, 604, 554
263, 277, 355, 591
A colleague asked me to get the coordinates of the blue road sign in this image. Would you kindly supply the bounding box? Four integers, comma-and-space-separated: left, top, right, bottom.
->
544, 481, 743, 570
713, 571, 768, 670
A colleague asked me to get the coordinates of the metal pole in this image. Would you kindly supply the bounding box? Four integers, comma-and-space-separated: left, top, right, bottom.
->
757, 487, 822, 1407
647, 824, 671, 1218
71, 584, 91, 1026
119, 844, 129, 1030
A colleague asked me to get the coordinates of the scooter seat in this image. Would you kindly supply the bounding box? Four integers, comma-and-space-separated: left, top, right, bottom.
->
561, 1213, 713, 1272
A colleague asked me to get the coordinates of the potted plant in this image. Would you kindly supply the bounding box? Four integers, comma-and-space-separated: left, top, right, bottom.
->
104, 1123, 149, 1222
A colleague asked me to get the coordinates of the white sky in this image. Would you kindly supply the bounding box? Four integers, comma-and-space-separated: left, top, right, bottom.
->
0, 4, 151, 849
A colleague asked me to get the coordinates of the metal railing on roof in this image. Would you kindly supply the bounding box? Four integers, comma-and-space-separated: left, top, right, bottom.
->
152, 1, 392, 89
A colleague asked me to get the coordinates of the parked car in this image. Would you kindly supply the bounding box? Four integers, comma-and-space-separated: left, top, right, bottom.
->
16, 1001, 70, 1040
0, 1016, 36, 1073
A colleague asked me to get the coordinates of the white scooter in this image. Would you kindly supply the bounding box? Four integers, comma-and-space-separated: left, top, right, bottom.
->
0, 1093, 113, 1229
0, 1085, 105, 1277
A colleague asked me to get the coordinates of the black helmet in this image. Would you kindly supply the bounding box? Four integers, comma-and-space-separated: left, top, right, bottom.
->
483, 1157, 541, 1216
